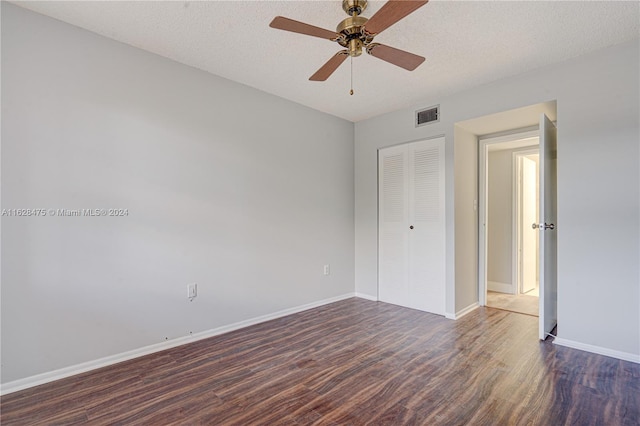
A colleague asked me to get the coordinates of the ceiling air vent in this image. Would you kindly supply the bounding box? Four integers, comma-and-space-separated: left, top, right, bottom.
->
416, 105, 440, 127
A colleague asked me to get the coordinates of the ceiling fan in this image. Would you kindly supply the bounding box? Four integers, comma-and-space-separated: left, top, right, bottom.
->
269, 0, 429, 86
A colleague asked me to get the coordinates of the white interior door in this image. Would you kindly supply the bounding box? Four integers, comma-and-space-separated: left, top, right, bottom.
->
539, 114, 557, 340
521, 156, 537, 294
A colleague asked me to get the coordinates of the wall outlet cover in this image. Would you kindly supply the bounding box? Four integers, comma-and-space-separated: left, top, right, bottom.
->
187, 283, 197, 299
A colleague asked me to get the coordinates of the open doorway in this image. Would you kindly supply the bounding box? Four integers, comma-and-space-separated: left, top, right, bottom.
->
455, 102, 557, 340
483, 136, 539, 316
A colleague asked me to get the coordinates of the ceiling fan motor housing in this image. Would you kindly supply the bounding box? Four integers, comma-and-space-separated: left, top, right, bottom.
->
337, 0, 373, 57
337, 16, 369, 57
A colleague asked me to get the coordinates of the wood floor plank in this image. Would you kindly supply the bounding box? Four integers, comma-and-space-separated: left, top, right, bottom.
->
2, 298, 639, 425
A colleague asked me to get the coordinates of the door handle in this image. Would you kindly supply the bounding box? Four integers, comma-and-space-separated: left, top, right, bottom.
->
532, 223, 555, 230
409, 225, 414, 230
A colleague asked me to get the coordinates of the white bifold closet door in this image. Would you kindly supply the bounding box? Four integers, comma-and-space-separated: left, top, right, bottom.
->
378, 137, 445, 315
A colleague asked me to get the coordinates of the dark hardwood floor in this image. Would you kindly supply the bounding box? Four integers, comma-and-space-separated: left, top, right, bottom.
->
2, 298, 639, 425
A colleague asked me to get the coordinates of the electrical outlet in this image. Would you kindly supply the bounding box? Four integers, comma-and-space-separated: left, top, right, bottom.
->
323, 264, 330, 276
187, 283, 197, 300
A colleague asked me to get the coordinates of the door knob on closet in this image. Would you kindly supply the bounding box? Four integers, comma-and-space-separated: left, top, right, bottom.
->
409, 225, 414, 229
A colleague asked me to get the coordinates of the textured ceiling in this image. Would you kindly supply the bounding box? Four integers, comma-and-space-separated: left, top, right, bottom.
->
10, 1, 640, 122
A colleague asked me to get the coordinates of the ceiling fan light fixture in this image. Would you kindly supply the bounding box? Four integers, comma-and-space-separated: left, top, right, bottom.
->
348, 39, 363, 57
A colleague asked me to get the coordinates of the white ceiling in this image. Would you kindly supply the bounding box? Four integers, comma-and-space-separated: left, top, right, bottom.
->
11, 1, 640, 122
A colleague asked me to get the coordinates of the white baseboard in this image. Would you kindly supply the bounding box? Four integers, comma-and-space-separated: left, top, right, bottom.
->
487, 281, 514, 294
445, 302, 480, 320
554, 338, 640, 364
0, 292, 356, 395
355, 292, 378, 301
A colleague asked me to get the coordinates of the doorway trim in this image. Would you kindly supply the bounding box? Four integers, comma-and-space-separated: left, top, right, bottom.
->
478, 130, 538, 307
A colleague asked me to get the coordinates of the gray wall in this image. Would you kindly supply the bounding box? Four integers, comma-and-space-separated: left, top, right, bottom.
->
1, 4, 355, 383
487, 150, 514, 287
355, 39, 639, 356
453, 126, 478, 312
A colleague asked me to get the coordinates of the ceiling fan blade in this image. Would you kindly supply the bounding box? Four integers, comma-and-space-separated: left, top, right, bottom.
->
309, 51, 349, 81
367, 43, 425, 71
269, 16, 338, 40
364, 0, 429, 36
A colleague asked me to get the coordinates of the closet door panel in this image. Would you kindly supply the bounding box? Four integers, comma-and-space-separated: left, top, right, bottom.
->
408, 139, 445, 314
378, 146, 409, 307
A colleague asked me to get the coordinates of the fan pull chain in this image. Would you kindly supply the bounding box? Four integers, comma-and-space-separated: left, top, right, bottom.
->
351, 8, 355, 95
350, 56, 354, 96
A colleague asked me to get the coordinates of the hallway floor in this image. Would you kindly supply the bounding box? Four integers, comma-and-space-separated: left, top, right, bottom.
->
487, 290, 538, 317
